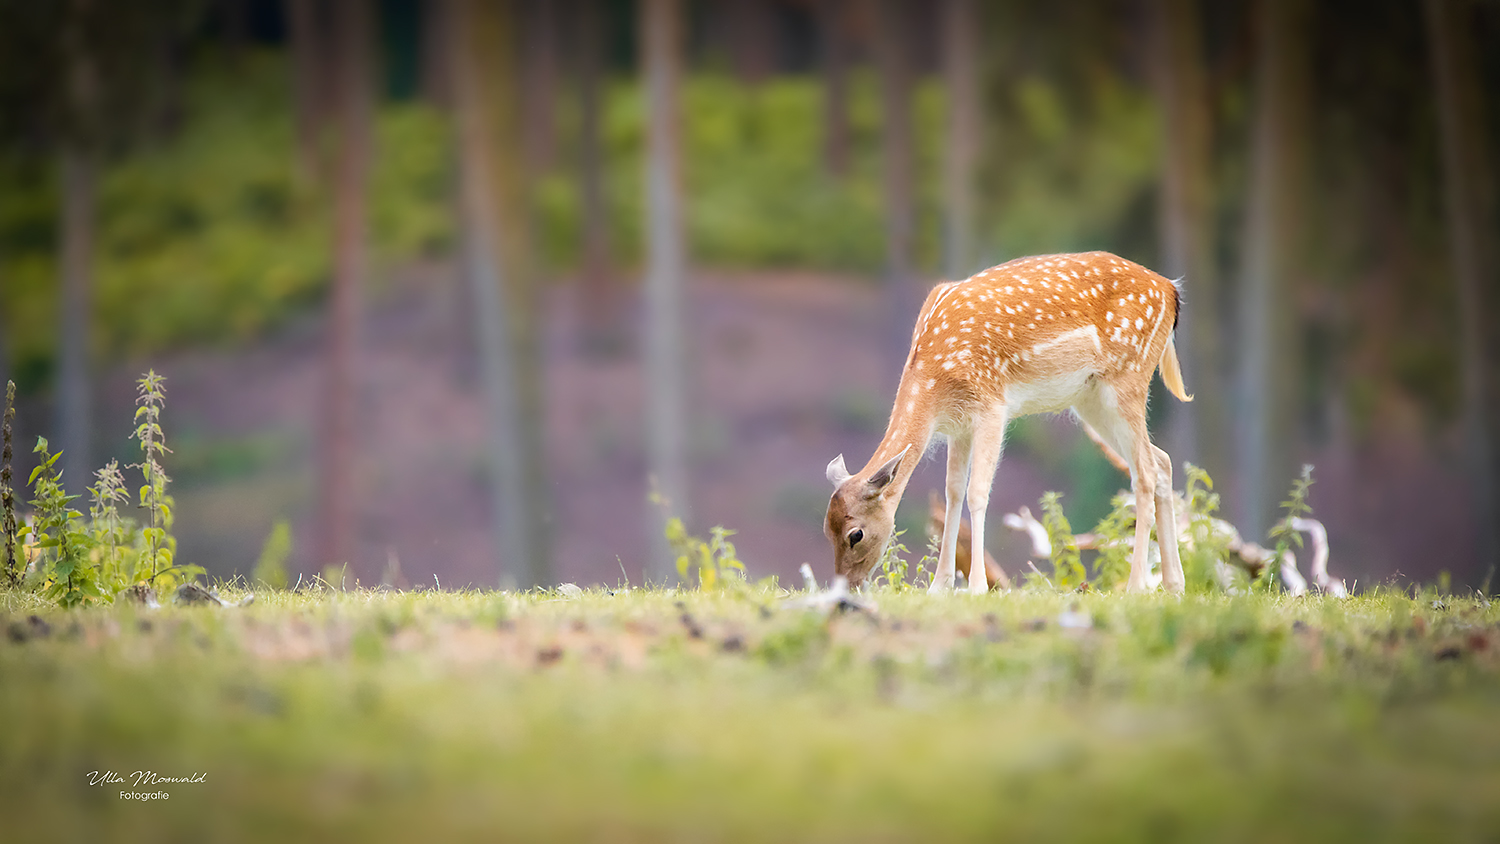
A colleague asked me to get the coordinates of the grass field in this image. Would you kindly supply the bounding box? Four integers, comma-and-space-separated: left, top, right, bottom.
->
2, 585, 1498, 842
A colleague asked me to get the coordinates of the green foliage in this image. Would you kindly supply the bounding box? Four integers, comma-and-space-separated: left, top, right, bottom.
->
533, 73, 943, 275
17, 371, 203, 606
87, 460, 136, 595
131, 370, 174, 585
665, 518, 745, 590
1263, 464, 1316, 592
2, 380, 16, 587
1039, 492, 1086, 590
27, 438, 99, 607
869, 529, 920, 592
986, 73, 1160, 259
0, 53, 455, 383
1088, 492, 1136, 591
253, 520, 292, 590
1181, 463, 1234, 593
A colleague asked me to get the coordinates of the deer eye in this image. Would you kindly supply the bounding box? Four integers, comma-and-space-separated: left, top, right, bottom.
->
847, 529, 864, 548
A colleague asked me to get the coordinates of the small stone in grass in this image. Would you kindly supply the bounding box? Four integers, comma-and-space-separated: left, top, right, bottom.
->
1058, 604, 1092, 630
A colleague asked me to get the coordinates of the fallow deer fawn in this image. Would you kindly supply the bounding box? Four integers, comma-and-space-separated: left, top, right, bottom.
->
824, 251, 1193, 595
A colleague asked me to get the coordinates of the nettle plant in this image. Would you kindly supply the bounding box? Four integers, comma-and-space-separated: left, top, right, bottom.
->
1038, 492, 1087, 590
1261, 463, 1315, 593
870, 528, 935, 592
665, 518, 746, 590
9, 371, 202, 607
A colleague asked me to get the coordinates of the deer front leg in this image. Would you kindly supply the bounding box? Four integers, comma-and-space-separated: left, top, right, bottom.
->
965, 406, 1009, 595
929, 432, 972, 594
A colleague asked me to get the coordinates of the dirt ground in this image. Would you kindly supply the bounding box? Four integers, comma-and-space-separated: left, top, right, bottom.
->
48, 263, 1478, 590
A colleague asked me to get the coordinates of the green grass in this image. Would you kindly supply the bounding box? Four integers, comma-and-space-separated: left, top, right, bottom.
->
2, 586, 1497, 841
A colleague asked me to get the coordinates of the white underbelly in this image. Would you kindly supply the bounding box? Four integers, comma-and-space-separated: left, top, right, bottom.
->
1004, 370, 1096, 417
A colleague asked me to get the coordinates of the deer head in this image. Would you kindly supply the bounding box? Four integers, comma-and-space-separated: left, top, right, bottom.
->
823, 445, 910, 587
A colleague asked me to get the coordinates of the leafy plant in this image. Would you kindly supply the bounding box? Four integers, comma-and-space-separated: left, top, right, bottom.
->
1262, 464, 1315, 592
27, 438, 99, 607
665, 518, 746, 590
2, 380, 16, 587
88, 459, 136, 595
130, 370, 179, 586
1039, 492, 1086, 590
1180, 463, 1234, 593
254, 519, 292, 590
870, 529, 916, 591
1088, 492, 1136, 591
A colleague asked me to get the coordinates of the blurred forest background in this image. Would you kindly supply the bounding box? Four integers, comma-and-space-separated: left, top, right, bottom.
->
0, 0, 1495, 590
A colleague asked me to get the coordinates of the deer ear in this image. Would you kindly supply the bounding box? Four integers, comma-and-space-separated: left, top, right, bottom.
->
826, 454, 851, 488
867, 444, 911, 494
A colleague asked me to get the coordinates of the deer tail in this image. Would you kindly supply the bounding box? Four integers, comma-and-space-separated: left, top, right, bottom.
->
1159, 335, 1193, 403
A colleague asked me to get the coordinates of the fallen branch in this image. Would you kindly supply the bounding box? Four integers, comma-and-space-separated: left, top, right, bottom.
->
999, 495, 1347, 596
1000, 506, 1051, 560
788, 565, 877, 615
1289, 517, 1346, 597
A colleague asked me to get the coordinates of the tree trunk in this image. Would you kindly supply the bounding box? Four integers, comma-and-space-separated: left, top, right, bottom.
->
1425, 0, 1497, 578
57, 0, 98, 497
641, 0, 689, 583
1149, 0, 1228, 482
57, 147, 95, 494
448, 0, 553, 589
818, 0, 852, 177
317, 0, 373, 577
575, 0, 620, 353
286, 0, 331, 184
0, 261, 9, 391
419, 0, 453, 107
522, 0, 559, 173
221, 0, 249, 66
872, 0, 918, 382
727, 0, 773, 86
1236, 0, 1310, 537
941, 0, 979, 279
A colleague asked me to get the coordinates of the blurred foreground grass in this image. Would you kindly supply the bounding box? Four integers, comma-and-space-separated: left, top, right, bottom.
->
2, 587, 1497, 842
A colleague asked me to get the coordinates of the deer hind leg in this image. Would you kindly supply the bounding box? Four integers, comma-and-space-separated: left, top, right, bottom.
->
929, 430, 973, 594
1151, 445, 1186, 594
964, 404, 1009, 595
1072, 383, 1157, 592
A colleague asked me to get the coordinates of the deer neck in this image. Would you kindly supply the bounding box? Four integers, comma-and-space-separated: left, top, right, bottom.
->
859, 379, 936, 505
